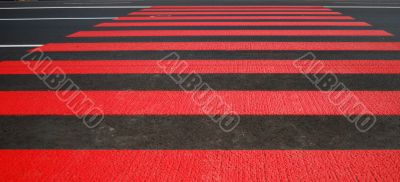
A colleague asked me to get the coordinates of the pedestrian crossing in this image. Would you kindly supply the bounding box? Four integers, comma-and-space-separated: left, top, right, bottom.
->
1, 5, 400, 181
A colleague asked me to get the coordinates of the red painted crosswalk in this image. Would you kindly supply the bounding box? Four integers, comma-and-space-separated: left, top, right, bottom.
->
141, 8, 334, 11
131, 11, 342, 15
116, 15, 354, 20
3, 60, 400, 74
150, 6, 328, 8
1, 150, 399, 181
96, 21, 371, 27
68, 30, 392, 37
2, 5, 400, 181
0, 91, 398, 115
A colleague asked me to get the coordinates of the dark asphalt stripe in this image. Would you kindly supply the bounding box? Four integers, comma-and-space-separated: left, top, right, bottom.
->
6, 51, 400, 60
67, 30, 392, 37
115, 16, 354, 20
2, 74, 400, 91
0, 115, 399, 149
130, 11, 342, 15
0, 91, 398, 115
3, 60, 400, 74
35, 42, 400, 52
96, 21, 371, 27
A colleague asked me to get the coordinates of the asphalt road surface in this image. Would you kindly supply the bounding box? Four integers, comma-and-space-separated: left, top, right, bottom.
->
0, 0, 400, 181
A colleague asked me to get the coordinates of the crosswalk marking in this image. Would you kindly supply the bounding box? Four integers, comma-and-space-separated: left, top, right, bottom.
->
115, 15, 354, 20
130, 11, 342, 15
96, 21, 371, 27
1, 5, 400, 180
1, 91, 399, 115
2, 60, 400, 74
68, 30, 392, 37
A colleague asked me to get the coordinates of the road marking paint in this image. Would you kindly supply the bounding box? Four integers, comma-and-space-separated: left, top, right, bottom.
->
0, 6, 151, 10
0, 17, 115, 21
96, 21, 371, 27
1, 6, 398, 10
0, 44, 42, 48
325, 6, 400, 9
130, 11, 341, 15
36, 42, 400, 52
150, 6, 327, 9
2, 60, 400, 74
334, 2, 400, 5
116, 16, 354, 20
141, 8, 333, 11
68, 30, 392, 37
0, 91, 398, 115
0, 150, 398, 181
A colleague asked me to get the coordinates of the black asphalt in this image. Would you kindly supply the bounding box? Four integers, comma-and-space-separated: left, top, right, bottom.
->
1, 116, 399, 149
0, 0, 400, 149
2, 74, 400, 90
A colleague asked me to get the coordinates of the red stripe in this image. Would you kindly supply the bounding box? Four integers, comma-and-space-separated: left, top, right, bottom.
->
2, 60, 400, 74
130, 11, 341, 15
150, 6, 326, 9
0, 150, 399, 181
116, 16, 353, 20
0, 91, 398, 115
68, 30, 392, 37
141, 8, 333, 11
96, 21, 371, 27
36, 42, 400, 52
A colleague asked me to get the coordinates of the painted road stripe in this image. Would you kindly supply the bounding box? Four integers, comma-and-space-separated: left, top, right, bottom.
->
0, 17, 115, 21
1, 150, 398, 180
68, 30, 392, 37
141, 8, 333, 11
0, 91, 398, 115
36, 42, 400, 52
0, 44, 42, 48
130, 11, 341, 15
1, 6, 399, 10
115, 16, 353, 20
2, 60, 400, 74
0, 6, 151, 10
1, 150, 398, 181
96, 21, 371, 27
150, 6, 326, 9
325, 6, 400, 9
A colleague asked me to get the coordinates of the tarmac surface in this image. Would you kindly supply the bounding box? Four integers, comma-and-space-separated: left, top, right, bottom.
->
0, 0, 400, 181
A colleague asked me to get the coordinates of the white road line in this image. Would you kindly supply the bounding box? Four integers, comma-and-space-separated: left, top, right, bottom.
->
64, 1, 134, 5
0, 6, 151, 10
0, 45, 42, 48
64, 2, 144, 5
325, 6, 400, 8
0, 17, 115, 21
64, 2, 133, 5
